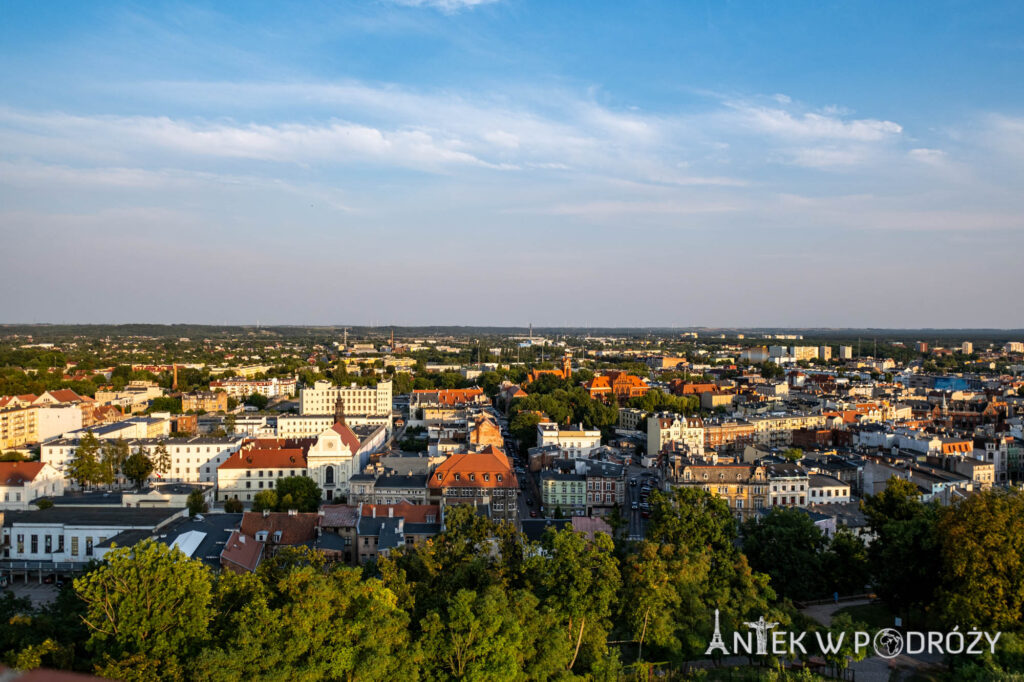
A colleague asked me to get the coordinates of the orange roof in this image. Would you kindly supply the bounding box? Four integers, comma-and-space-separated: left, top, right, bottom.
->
46, 389, 92, 404
428, 447, 516, 490
220, 530, 265, 573
0, 462, 46, 486
219, 448, 307, 469
330, 423, 362, 453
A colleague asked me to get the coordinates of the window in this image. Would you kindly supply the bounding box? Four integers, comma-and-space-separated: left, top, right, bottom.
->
71, 536, 78, 556
246, 481, 251, 489
45, 535, 52, 553
58, 535, 64, 552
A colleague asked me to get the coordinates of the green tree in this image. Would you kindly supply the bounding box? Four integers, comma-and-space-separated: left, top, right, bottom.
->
620, 541, 679, 662
66, 431, 101, 488
510, 411, 542, 449
252, 490, 278, 512
187, 489, 209, 517
863, 477, 941, 617
223, 413, 236, 435
273, 476, 322, 512
781, 447, 803, 462
821, 612, 869, 671
741, 508, 826, 600
223, 497, 243, 513
122, 451, 154, 489
936, 488, 1024, 631
74, 540, 213, 679
244, 393, 269, 410
534, 527, 620, 672
822, 528, 870, 596
99, 438, 130, 488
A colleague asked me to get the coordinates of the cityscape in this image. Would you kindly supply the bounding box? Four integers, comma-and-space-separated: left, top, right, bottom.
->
2, 1, 1024, 681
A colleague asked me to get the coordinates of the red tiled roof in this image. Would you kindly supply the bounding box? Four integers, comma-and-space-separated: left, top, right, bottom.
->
330, 423, 362, 453
320, 504, 360, 528
240, 512, 321, 545
428, 447, 516, 490
219, 448, 307, 469
0, 462, 46, 486
220, 530, 264, 573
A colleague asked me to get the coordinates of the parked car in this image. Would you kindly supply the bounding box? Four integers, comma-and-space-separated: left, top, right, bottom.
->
630, 501, 639, 510
530, 510, 538, 518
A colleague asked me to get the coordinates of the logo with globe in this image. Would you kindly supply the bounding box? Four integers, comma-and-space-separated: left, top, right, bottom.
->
873, 629, 904, 658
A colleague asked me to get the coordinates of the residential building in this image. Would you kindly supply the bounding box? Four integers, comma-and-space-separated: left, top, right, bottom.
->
818, 346, 832, 361
276, 413, 391, 438
648, 413, 705, 457
526, 354, 573, 383
583, 371, 650, 401
839, 346, 854, 360
181, 391, 229, 413
0, 406, 38, 449
1004, 342, 1024, 354
808, 473, 851, 504
540, 472, 586, 515
766, 462, 809, 507
617, 407, 649, 431
356, 502, 441, 563
210, 376, 298, 399
0, 462, 64, 510
663, 458, 768, 517
537, 422, 602, 458
704, 420, 755, 450
427, 447, 518, 523
961, 341, 973, 355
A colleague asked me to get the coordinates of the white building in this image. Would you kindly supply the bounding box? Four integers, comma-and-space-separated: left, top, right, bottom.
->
808, 473, 851, 504
36, 406, 83, 443
209, 376, 298, 399
305, 422, 387, 501
839, 346, 854, 360
0, 462, 65, 509
648, 413, 705, 457
1, 507, 181, 563
41, 436, 245, 486
537, 423, 602, 459
299, 380, 393, 416
766, 462, 809, 507
277, 413, 391, 439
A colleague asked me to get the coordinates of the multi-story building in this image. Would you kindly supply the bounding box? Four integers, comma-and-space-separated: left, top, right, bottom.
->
1004, 342, 1024, 354
973, 435, 1012, 484
408, 387, 487, 424
276, 413, 391, 438
537, 422, 602, 459
540, 471, 586, 515
300, 380, 393, 416
961, 341, 974, 355
749, 413, 828, 448
42, 436, 245, 486
839, 346, 854, 360
808, 474, 851, 504
663, 458, 768, 518
617, 407, 649, 431
648, 413, 704, 457
704, 420, 756, 450
578, 459, 626, 515
765, 462, 809, 507
210, 377, 298, 400
427, 447, 518, 523
94, 382, 164, 413
181, 391, 229, 413
0, 406, 38, 449
0, 462, 65, 509
818, 346, 833, 361
305, 421, 387, 502
583, 371, 650, 401
216, 438, 314, 505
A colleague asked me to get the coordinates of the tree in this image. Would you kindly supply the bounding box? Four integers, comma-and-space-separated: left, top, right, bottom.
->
863, 477, 941, 617
620, 542, 679, 662
936, 488, 1024, 631
151, 442, 171, 478
252, 490, 278, 512
510, 411, 542, 449
99, 438, 130, 488
821, 612, 869, 672
244, 393, 269, 410
223, 497, 243, 513
822, 528, 870, 596
273, 476, 321, 512
781, 447, 803, 462
123, 451, 154, 489
759, 362, 784, 379
34, 498, 54, 510
66, 431, 101, 488
187, 489, 209, 517
147, 397, 181, 414
742, 508, 826, 600
223, 413, 236, 435
534, 527, 620, 672
74, 540, 213, 678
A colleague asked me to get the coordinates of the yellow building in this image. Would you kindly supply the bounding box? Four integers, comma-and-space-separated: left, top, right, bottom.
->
665, 460, 768, 518
0, 406, 39, 449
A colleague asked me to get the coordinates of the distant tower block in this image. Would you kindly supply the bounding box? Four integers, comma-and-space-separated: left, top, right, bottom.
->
562, 351, 572, 379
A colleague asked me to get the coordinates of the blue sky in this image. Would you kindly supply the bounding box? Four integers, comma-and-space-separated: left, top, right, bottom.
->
1, 0, 1022, 327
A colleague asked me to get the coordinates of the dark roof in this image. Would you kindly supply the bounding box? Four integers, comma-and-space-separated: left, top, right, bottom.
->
3, 507, 181, 528
374, 474, 428, 489
520, 518, 571, 543
43, 490, 124, 507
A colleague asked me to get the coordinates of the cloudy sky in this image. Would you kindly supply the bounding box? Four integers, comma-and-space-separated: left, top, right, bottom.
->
1, 0, 1022, 327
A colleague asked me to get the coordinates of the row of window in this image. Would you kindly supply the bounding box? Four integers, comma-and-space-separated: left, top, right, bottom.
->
12, 533, 96, 557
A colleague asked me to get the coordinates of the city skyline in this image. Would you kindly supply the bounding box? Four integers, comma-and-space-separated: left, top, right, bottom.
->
2, 1, 1023, 326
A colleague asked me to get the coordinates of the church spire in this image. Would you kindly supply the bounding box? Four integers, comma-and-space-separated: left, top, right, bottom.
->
334, 395, 347, 426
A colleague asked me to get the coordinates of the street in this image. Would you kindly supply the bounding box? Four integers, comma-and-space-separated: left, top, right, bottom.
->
625, 467, 659, 540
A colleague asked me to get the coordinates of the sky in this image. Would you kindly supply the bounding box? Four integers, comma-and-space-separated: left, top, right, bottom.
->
1, 0, 1023, 328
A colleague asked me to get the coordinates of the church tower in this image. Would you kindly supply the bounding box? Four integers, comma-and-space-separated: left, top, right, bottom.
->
334, 395, 347, 427
562, 351, 572, 380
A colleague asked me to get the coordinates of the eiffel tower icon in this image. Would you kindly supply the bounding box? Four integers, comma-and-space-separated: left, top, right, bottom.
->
705, 609, 729, 656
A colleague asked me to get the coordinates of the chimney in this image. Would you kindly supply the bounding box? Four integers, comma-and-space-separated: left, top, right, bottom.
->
288, 508, 297, 516
372, 506, 376, 518
263, 509, 270, 518
388, 507, 393, 518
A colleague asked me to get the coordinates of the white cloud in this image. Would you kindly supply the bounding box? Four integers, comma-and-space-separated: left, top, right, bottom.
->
389, 0, 501, 12
731, 104, 902, 141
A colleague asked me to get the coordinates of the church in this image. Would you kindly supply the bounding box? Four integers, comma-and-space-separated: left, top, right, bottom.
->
306, 398, 388, 501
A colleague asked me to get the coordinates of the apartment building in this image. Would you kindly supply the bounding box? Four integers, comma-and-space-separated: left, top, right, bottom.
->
537, 422, 602, 458
648, 413, 705, 457
540, 472, 587, 515
216, 439, 313, 504
277, 413, 391, 438
427, 447, 518, 523
664, 459, 768, 517
181, 391, 229, 413
0, 462, 65, 510
765, 462, 809, 507
210, 376, 298, 399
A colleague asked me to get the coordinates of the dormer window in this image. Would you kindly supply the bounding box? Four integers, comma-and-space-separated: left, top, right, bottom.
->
454, 473, 460, 481
436, 473, 443, 480
469, 474, 476, 481
255, 531, 268, 542
496, 474, 502, 482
